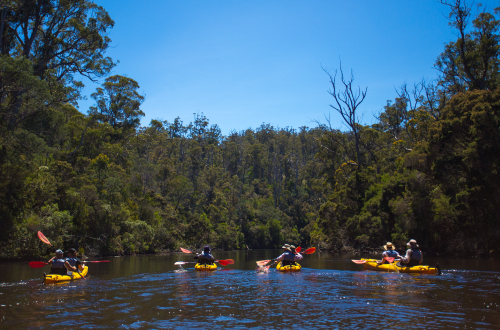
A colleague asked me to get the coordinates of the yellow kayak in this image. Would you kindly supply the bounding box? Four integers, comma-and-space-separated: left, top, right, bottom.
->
361, 259, 440, 274
44, 266, 89, 284
194, 263, 217, 271
276, 261, 301, 272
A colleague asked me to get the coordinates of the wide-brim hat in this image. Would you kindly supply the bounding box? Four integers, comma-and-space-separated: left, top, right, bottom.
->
407, 239, 419, 248
383, 242, 395, 250
55, 249, 63, 254
281, 244, 290, 250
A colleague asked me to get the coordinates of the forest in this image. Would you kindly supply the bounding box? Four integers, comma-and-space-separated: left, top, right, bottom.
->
0, 0, 499, 259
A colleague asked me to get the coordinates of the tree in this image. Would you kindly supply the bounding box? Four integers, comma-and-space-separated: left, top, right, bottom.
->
3, 0, 115, 83
89, 75, 145, 140
436, 1, 500, 93
323, 63, 367, 167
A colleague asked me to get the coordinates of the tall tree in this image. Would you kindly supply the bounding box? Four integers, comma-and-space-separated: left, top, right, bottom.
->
89, 75, 145, 141
323, 63, 367, 167
436, 1, 500, 93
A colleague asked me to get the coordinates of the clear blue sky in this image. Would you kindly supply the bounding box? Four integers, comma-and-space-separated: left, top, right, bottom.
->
79, 0, 498, 135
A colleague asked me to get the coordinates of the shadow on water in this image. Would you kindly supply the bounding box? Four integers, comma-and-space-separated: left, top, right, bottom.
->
0, 250, 499, 328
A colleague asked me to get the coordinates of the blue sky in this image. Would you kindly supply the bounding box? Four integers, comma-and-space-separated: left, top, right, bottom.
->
80, 0, 498, 135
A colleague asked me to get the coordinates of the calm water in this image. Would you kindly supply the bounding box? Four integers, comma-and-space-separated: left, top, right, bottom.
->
1, 250, 500, 329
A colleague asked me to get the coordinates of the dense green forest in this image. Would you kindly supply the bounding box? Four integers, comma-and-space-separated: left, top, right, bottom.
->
1, 0, 499, 259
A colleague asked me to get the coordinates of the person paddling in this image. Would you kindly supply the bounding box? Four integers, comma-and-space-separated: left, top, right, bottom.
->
377, 242, 401, 265
66, 248, 85, 272
273, 244, 303, 266
195, 246, 215, 265
47, 249, 78, 275
398, 239, 423, 267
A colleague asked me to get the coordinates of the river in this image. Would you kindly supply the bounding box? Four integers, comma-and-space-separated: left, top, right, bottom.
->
0, 250, 499, 329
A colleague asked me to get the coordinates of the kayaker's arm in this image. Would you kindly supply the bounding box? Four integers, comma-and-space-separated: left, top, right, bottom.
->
294, 253, 303, 261
64, 261, 77, 272
47, 256, 56, 265
275, 253, 286, 262
76, 261, 85, 271
400, 249, 411, 264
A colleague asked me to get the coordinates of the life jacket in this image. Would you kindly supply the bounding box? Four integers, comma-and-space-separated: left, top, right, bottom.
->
402, 248, 422, 267
410, 248, 422, 261
50, 258, 67, 275
282, 251, 297, 266
197, 252, 214, 265
384, 250, 399, 258
66, 257, 80, 267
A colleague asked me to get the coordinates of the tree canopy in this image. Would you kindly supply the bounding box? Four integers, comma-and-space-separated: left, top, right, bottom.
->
1, 0, 500, 259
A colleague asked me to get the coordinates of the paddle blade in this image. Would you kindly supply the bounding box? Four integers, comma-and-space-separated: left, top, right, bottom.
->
352, 259, 366, 264
174, 261, 188, 265
37, 231, 52, 246
29, 261, 48, 268
295, 246, 301, 253
384, 257, 395, 263
256, 259, 271, 266
86, 260, 110, 263
217, 259, 234, 266
303, 247, 316, 254
180, 247, 193, 254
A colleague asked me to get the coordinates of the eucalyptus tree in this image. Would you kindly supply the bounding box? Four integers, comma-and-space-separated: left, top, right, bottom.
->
323, 63, 367, 168
436, 0, 500, 94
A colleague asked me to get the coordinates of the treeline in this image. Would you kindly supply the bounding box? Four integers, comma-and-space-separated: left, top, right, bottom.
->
1, 0, 499, 259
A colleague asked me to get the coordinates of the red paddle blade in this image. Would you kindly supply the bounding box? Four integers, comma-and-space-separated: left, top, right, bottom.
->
384, 257, 395, 263
37, 231, 52, 246
256, 259, 271, 266
352, 259, 366, 264
303, 247, 316, 254
29, 261, 48, 268
217, 259, 234, 266
180, 247, 193, 254
295, 246, 302, 253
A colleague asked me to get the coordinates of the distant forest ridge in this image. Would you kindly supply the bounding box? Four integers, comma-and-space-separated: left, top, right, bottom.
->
1, 0, 499, 259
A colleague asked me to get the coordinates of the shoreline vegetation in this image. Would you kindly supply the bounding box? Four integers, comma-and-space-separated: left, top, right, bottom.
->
1, 1, 500, 261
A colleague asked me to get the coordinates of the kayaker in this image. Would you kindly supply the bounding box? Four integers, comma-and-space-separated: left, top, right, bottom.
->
47, 249, 78, 275
398, 239, 423, 267
274, 244, 303, 266
195, 246, 215, 265
66, 248, 85, 272
377, 242, 401, 265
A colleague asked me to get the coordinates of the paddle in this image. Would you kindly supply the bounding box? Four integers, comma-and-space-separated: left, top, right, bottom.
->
256, 247, 317, 266
29, 260, 110, 268
36, 231, 86, 280
180, 247, 194, 254
179, 247, 233, 266
216, 259, 234, 266
37, 231, 55, 251
351, 257, 399, 272
174, 259, 234, 266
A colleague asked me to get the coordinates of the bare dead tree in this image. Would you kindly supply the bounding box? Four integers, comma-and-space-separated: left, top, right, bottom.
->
322, 62, 367, 166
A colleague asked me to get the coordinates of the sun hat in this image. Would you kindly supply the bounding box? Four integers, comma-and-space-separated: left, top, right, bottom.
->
407, 239, 419, 248
66, 248, 77, 253
281, 244, 290, 250
55, 249, 63, 254
383, 242, 395, 250
203, 245, 211, 252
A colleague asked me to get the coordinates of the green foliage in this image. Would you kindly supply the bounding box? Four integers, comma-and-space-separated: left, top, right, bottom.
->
3, 1, 500, 259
